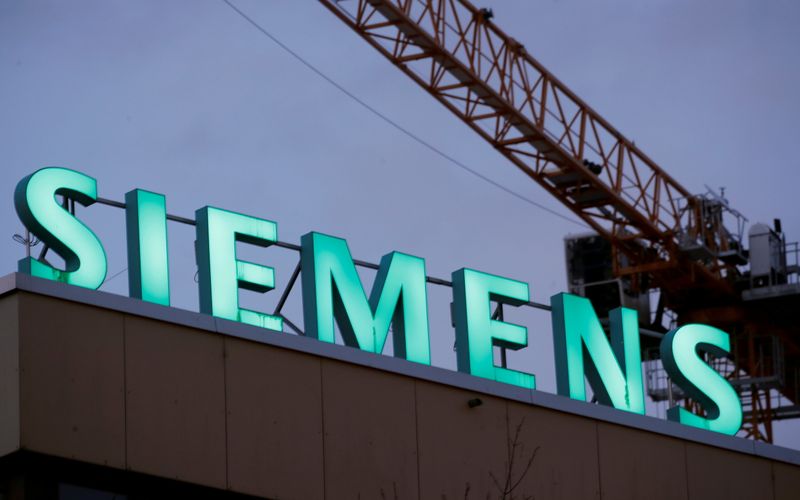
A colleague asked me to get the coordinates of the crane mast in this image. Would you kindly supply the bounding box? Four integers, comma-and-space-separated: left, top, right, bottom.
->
319, 0, 799, 442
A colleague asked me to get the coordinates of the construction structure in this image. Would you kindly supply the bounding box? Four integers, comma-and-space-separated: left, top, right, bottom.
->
318, 0, 800, 442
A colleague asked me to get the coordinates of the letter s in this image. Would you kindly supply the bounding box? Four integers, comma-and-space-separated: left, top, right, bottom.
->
15, 167, 107, 289
660, 324, 742, 435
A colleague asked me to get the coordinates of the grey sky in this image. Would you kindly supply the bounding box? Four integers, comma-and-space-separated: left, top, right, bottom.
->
2, 0, 799, 446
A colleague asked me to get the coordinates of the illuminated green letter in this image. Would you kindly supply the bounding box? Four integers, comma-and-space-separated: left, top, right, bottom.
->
196, 206, 282, 331
660, 324, 742, 435
300, 232, 430, 364
550, 293, 644, 414
452, 268, 535, 389
125, 189, 170, 305
14, 167, 107, 289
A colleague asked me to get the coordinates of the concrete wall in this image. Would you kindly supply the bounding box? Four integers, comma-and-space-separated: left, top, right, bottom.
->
1, 290, 799, 499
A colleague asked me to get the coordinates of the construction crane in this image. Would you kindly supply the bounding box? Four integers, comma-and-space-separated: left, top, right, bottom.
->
318, 0, 800, 442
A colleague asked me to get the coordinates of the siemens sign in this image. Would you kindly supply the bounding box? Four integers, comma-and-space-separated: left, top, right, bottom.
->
13, 167, 743, 436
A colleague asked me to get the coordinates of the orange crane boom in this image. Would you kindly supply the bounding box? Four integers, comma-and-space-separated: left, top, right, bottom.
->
318, 0, 740, 308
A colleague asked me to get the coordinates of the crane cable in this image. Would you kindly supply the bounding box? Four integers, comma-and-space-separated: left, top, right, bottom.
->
221, 0, 589, 229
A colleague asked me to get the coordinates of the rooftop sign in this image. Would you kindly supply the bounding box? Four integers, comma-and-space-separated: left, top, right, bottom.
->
13, 167, 743, 435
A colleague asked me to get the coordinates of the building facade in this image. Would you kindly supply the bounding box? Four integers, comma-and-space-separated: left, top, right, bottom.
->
0, 273, 799, 499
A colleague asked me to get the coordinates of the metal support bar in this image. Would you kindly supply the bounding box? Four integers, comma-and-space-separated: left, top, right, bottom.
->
280, 315, 305, 336
93, 196, 553, 310
273, 261, 302, 316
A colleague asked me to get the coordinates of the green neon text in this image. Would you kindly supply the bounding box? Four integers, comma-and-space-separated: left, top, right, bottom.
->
12, 167, 747, 437
196, 206, 282, 331
550, 293, 645, 414
14, 167, 107, 289
125, 189, 170, 306
660, 324, 742, 435
452, 268, 535, 389
300, 232, 431, 364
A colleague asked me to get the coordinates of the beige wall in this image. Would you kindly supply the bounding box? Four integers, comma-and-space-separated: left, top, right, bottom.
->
1, 291, 798, 499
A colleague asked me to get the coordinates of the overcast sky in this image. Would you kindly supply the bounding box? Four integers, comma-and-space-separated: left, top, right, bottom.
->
2, 0, 799, 446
